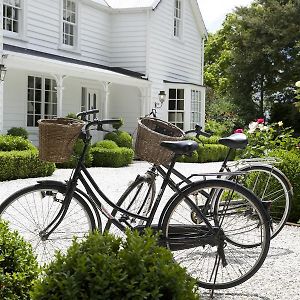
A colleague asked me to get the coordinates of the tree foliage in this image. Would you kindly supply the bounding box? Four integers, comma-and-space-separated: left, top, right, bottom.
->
204, 0, 300, 123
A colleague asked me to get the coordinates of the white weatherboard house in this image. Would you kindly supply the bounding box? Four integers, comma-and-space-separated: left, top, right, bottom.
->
0, 0, 207, 144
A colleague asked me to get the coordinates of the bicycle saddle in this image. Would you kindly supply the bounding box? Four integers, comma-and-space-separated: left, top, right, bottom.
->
218, 133, 248, 149
160, 140, 198, 155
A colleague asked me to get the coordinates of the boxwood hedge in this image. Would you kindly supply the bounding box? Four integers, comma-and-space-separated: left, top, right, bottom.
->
0, 135, 55, 181
31, 230, 199, 300
0, 220, 39, 300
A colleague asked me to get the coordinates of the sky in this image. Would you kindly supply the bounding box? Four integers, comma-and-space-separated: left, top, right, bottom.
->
197, 0, 254, 33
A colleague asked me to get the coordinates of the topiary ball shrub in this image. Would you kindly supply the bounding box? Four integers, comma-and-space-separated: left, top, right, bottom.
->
31, 229, 200, 300
104, 130, 133, 149
92, 140, 118, 149
91, 147, 134, 167
56, 138, 93, 169
0, 220, 39, 300
7, 127, 29, 139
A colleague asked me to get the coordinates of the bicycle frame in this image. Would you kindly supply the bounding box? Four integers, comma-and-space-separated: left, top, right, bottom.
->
40, 132, 216, 241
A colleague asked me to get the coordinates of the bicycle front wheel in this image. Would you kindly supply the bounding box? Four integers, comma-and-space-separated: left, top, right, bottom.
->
0, 183, 96, 265
229, 164, 292, 239
161, 179, 270, 290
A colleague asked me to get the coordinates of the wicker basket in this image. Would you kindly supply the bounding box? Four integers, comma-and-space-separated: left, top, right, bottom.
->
38, 118, 84, 163
135, 118, 184, 165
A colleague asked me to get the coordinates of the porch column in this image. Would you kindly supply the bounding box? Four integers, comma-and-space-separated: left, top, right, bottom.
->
103, 82, 110, 119
139, 87, 151, 117
53, 75, 66, 117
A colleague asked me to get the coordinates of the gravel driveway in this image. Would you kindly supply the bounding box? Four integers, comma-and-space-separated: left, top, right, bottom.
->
0, 161, 299, 300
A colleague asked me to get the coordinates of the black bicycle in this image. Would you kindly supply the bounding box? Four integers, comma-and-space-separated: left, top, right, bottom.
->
124, 111, 292, 241
0, 110, 270, 290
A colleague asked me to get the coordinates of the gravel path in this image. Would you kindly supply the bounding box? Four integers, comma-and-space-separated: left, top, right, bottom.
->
0, 161, 299, 300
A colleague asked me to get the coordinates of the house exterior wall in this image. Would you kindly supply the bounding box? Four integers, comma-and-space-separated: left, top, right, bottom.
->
4, 0, 112, 66
110, 11, 148, 74
0, 0, 206, 135
147, 0, 206, 128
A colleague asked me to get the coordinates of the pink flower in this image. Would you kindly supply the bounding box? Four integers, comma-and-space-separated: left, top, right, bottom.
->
234, 128, 244, 133
256, 118, 264, 124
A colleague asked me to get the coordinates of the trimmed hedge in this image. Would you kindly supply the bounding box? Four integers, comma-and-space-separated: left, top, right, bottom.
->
182, 135, 234, 163
0, 135, 55, 181
31, 230, 199, 300
269, 149, 300, 223
104, 130, 133, 149
0, 135, 35, 151
92, 140, 118, 149
91, 147, 134, 168
0, 220, 39, 300
7, 127, 29, 139
0, 149, 55, 181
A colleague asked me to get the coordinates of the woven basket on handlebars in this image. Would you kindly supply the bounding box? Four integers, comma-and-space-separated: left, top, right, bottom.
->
38, 118, 84, 163
135, 118, 184, 165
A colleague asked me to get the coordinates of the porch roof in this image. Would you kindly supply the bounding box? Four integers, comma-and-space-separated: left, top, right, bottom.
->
4, 47, 151, 88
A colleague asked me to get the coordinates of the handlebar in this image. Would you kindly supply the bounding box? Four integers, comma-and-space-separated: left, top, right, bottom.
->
185, 124, 212, 139
75, 109, 121, 134
76, 109, 99, 120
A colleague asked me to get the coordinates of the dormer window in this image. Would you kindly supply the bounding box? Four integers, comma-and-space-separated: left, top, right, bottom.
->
62, 0, 77, 47
173, 0, 182, 38
3, 0, 21, 33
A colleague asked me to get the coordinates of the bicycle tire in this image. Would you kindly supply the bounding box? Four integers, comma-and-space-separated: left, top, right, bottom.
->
0, 183, 96, 265
228, 164, 292, 239
161, 179, 270, 290
104, 174, 155, 234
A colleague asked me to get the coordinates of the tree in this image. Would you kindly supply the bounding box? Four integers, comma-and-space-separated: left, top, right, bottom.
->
204, 0, 300, 123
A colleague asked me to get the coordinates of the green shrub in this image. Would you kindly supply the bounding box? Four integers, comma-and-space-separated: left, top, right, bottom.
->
0, 149, 55, 181
7, 127, 29, 139
112, 118, 124, 130
92, 140, 118, 149
91, 147, 134, 167
177, 151, 199, 163
197, 144, 232, 163
31, 230, 199, 300
56, 139, 92, 169
104, 130, 133, 149
268, 149, 300, 223
0, 220, 39, 300
0, 135, 35, 151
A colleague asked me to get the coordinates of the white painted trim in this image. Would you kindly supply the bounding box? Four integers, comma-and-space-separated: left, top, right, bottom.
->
5, 51, 151, 88
3, 0, 27, 41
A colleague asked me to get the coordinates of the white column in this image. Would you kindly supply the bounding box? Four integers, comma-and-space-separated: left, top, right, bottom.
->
103, 82, 110, 119
53, 75, 66, 117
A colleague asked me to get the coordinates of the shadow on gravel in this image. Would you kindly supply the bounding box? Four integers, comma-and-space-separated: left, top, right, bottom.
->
268, 246, 293, 258
200, 291, 271, 300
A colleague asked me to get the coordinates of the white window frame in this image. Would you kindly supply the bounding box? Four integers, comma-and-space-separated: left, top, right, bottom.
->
60, 0, 80, 51
190, 89, 202, 129
27, 75, 57, 128
168, 88, 185, 130
173, 0, 182, 38
3, 0, 26, 39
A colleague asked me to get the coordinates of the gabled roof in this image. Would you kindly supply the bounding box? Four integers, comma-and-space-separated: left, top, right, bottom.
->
105, 0, 161, 9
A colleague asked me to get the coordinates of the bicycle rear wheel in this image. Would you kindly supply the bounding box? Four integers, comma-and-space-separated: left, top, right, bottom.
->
0, 183, 96, 265
229, 164, 292, 239
104, 174, 155, 235
161, 179, 270, 290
